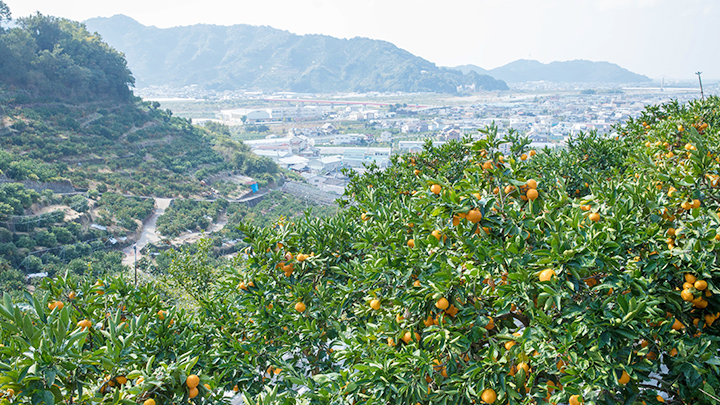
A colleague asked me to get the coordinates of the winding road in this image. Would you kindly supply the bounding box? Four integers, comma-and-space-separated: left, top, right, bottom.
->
120, 190, 272, 266
121, 198, 172, 266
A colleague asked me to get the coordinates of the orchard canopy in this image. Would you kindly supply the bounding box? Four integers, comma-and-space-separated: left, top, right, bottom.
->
2, 96, 720, 405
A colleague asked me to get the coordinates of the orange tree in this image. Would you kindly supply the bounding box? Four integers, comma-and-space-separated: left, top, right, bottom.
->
224, 97, 720, 404
2, 96, 720, 405
0, 275, 224, 404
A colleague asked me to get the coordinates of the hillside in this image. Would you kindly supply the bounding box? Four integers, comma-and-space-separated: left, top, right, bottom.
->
454, 59, 652, 83
0, 11, 282, 290
1, 95, 718, 404
83, 14, 508, 94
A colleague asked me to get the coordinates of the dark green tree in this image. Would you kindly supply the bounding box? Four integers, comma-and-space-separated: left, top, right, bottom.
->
0, 1, 10, 29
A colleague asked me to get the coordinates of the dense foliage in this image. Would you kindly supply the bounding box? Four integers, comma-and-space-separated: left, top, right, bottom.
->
156, 199, 228, 238
1, 96, 719, 404
96, 193, 155, 232
0, 13, 134, 102
0, 183, 40, 219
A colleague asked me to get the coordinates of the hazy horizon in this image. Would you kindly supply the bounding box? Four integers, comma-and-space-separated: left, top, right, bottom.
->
4, 0, 718, 82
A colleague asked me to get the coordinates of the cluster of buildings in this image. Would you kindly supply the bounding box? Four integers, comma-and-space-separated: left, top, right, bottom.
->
201, 86, 708, 196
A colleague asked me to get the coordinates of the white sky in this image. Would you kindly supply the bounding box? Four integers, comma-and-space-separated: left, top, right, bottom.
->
5, 0, 719, 80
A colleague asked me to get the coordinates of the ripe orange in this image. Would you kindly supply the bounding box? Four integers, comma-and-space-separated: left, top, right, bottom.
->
692, 199, 701, 209
115, 376, 127, 385
618, 370, 630, 384
361, 213, 369, 221
188, 387, 199, 398
407, 239, 415, 248
685, 273, 697, 283
517, 362, 530, 374
186, 374, 200, 388
370, 299, 381, 310
526, 189, 539, 201
414, 169, 420, 176
680, 289, 694, 301
433, 359, 448, 377
529, 150, 536, 157
48, 301, 64, 311
68, 291, 76, 300
401, 331, 419, 344
480, 388, 497, 403
295, 302, 306, 313
504, 341, 516, 350
539, 269, 556, 282
526, 179, 537, 189
435, 297, 449, 310
671, 319, 684, 330
430, 184, 442, 195
482, 161, 493, 170
143, 400, 156, 405
466, 209, 482, 223
694, 280, 708, 291
431, 230, 442, 240
157, 310, 166, 320
77, 319, 92, 330
569, 394, 582, 405
521, 153, 528, 161
413, 280, 421, 287
589, 212, 600, 222
705, 314, 717, 326
484, 317, 495, 330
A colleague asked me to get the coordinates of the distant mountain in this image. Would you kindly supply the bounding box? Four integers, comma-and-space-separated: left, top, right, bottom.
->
452, 64, 489, 75
84, 15, 508, 94
451, 59, 651, 83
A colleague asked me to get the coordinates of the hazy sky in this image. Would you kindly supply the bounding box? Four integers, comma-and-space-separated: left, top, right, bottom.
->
4, 0, 718, 80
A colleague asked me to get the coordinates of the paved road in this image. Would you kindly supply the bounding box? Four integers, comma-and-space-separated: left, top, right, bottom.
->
122, 198, 172, 266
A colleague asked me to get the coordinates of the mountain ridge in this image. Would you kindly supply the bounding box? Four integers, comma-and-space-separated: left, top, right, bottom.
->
453, 59, 651, 83
84, 14, 508, 94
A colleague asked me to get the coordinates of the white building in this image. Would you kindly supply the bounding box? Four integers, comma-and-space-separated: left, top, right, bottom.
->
244, 135, 313, 154
334, 134, 366, 145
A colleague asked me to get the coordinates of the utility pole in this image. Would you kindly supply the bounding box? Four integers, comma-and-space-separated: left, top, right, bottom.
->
133, 244, 137, 287
696, 71, 704, 100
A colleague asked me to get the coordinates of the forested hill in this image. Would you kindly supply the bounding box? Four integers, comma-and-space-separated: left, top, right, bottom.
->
0, 14, 134, 103
0, 12, 279, 197
83, 14, 509, 94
